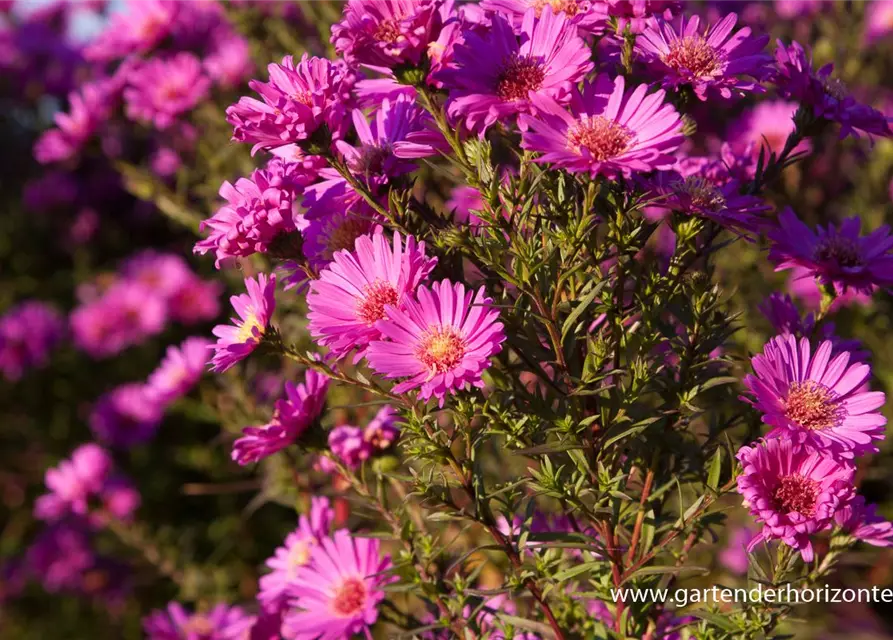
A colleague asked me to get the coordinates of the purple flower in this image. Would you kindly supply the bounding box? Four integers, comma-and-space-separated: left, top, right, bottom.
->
743, 335, 886, 459
143, 602, 256, 640
331, 0, 444, 68
167, 276, 223, 325
865, 1, 893, 46
120, 251, 196, 301
328, 425, 373, 468
446, 185, 486, 227
767, 207, 893, 295
367, 280, 506, 406
637, 13, 772, 100
758, 292, 814, 337
124, 53, 211, 130
232, 369, 330, 465
774, 40, 892, 139
602, 0, 681, 33
146, 337, 213, 406
363, 405, 400, 451
307, 232, 437, 361
736, 438, 854, 561
226, 54, 355, 155
718, 526, 754, 574
26, 522, 96, 593
90, 383, 165, 448
835, 495, 893, 547
481, 0, 609, 35
196, 168, 303, 267
440, 6, 593, 133
210, 273, 276, 373
301, 210, 384, 272
205, 31, 254, 89
0, 301, 65, 382
258, 497, 334, 612
84, 0, 178, 62
520, 74, 684, 179
281, 530, 393, 640
727, 99, 812, 159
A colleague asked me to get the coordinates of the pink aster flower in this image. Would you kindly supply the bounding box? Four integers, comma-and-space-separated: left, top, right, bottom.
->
226, 54, 355, 155
124, 53, 211, 130
727, 99, 812, 159
143, 602, 256, 640
281, 530, 393, 640
736, 438, 855, 561
743, 335, 886, 458
637, 13, 773, 100
363, 405, 400, 451
303, 210, 383, 271
90, 383, 164, 449
865, 1, 893, 46
232, 369, 330, 465
774, 40, 892, 139
210, 274, 276, 373
307, 232, 437, 361
367, 280, 506, 406
520, 74, 684, 179
328, 425, 373, 469
195, 169, 302, 267
0, 301, 65, 382
835, 495, 893, 547
718, 526, 755, 574
331, 0, 444, 67
440, 6, 593, 133
767, 207, 893, 295
167, 276, 223, 325
603, 0, 681, 33
480, 0, 609, 35
204, 31, 254, 89
259, 497, 334, 613
146, 337, 212, 406
84, 0, 178, 62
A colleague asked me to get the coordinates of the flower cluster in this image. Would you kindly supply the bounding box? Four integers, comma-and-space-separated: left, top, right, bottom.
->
0, 301, 65, 382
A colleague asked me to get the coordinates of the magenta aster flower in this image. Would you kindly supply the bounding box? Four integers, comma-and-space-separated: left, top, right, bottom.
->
718, 526, 755, 574
743, 335, 886, 459
232, 369, 330, 465
363, 405, 400, 451
204, 31, 254, 89
328, 425, 373, 469
520, 74, 684, 179
303, 210, 383, 271
226, 54, 355, 155
124, 53, 211, 130
210, 274, 276, 373
307, 232, 437, 361
636, 13, 772, 100
727, 99, 812, 159
0, 301, 65, 382
90, 383, 164, 449
835, 496, 893, 547
281, 530, 393, 640
331, 0, 443, 67
26, 522, 96, 593
603, 0, 681, 33
195, 168, 301, 267
736, 438, 855, 561
84, 0, 177, 62
167, 276, 223, 325
259, 497, 334, 613
143, 602, 255, 640
146, 337, 212, 406
774, 40, 892, 139
767, 207, 893, 295
865, 1, 893, 46
758, 293, 814, 337
480, 0, 609, 35
367, 280, 506, 406
440, 6, 593, 133
121, 251, 195, 301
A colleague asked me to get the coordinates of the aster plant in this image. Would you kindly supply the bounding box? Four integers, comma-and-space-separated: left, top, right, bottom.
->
8, 1, 893, 639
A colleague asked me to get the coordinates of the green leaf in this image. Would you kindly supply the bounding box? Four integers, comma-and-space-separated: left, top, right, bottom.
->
621, 565, 709, 585
561, 281, 607, 342
707, 448, 723, 491
687, 609, 741, 632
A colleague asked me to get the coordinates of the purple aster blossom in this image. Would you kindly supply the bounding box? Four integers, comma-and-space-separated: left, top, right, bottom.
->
758, 292, 815, 337
146, 337, 213, 406
774, 40, 892, 139
736, 438, 855, 562
150, 147, 182, 178
636, 13, 773, 101
26, 522, 96, 593
367, 280, 506, 406
204, 30, 254, 89
727, 99, 812, 160
232, 369, 330, 465
363, 405, 400, 451
718, 526, 755, 574
302, 209, 384, 272
743, 335, 886, 459
331, 0, 444, 68
195, 168, 302, 267
520, 74, 684, 179
0, 301, 65, 382
258, 497, 334, 613
167, 275, 223, 325
786, 265, 874, 313
120, 251, 195, 301
210, 273, 276, 373
329, 425, 374, 469
480, 0, 609, 35
300, 167, 375, 221
767, 207, 893, 295
90, 383, 165, 448
307, 232, 437, 361
602, 0, 681, 33
865, 1, 893, 46
446, 185, 486, 227
124, 53, 211, 130
226, 54, 355, 155
34, 76, 120, 164
440, 6, 593, 133
143, 602, 256, 640
835, 496, 893, 547
70, 281, 168, 359
281, 530, 393, 640
84, 0, 178, 62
